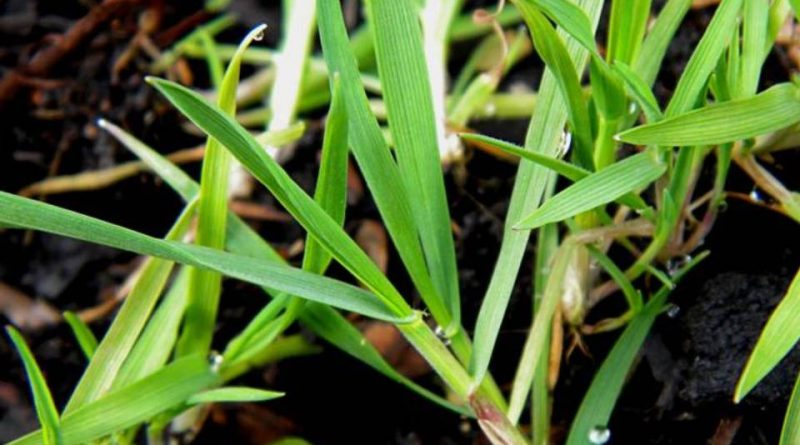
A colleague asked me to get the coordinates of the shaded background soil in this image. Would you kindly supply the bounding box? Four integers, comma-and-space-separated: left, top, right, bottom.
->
1, 1, 799, 444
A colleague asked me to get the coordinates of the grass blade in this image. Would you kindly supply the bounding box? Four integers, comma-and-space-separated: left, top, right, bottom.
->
735, 267, 800, 402
607, 0, 651, 65
565, 293, 666, 445
6, 326, 62, 445
146, 77, 412, 319
619, 83, 800, 146
565, 253, 706, 444
515, 151, 665, 230
515, 1, 594, 169
8, 354, 216, 445
613, 62, 663, 122
63, 199, 197, 414
180, 25, 266, 356
782, 371, 800, 444
100, 121, 462, 413
63, 312, 98, 360
316, 0, 451, 332
0, 192, 410, 323
523, 0, 597, 52
666, 0, 743, 117
187, 387, 284, 404
470, 0, 603, 386
113, 267, 191, 388
366, 0, 461, 331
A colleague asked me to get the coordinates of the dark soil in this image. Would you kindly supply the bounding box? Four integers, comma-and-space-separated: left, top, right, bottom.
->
1, 1, 799, 445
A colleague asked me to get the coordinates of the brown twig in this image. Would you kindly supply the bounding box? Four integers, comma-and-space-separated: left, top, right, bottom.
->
0, 0, 142, 108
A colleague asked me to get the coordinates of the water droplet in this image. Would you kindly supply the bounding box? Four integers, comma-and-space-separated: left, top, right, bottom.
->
208, 351, 223, 373
558, 131, 572, 157
749, 188, 763, 203
253, 26, 266, 41
483, 102, 497, 116
628, 102, 637, 114
588, 426, 611, 444
667, 254, 692, 277
434, 325, 452, 346
666, 304, 680, 318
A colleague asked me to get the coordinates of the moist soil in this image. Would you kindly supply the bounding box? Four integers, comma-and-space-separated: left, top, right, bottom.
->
1, 1, 799, 444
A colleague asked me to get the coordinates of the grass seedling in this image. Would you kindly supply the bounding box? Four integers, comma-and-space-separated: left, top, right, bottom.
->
3, 1, 800, 444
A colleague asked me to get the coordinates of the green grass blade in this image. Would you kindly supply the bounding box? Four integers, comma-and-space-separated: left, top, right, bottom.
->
515, 152, 665, 230
782, 371, 800, 444
618, 83, 800, 146
100, 120, 464, 416
521, 0, 597, 53
735, 267, 800, 402
63, 312, 98, 360
179, 24, 266, 356
738, 0, 768, 98
146, 77, 412, 319
366, 0, 461, 330
113, 267, 191, 388
63, 200, 197, 414
462, 133, 649, 211
634, 0, 692, 88
565, 253, 706, 444
666, 0, 744, 117
515, 1, 594, 169
469, 0, 603, 386
0, 192, 410, 323
587, 246, 643, 312
507, 243, 575, 423
6, 326, 62, 445
8, 354, 216, 445
316, 0, 449, 329
613, 62, 663, 122
461, 133, 588, 181
187, 387, 284, 404
607, 0, 651, 64
303, 75, 348, 275
565, 293, 666, 445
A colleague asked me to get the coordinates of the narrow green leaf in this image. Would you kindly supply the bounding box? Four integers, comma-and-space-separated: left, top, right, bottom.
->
63, 312, 98, 360
100, 121, 460, 413
607, 0, 651, 64
666, 0, 744, 117
470, 0, 603, 386
179, 24, 266, 356
515, 152, 665, 229
6, 326, 62, 445
521, 0, 597, 53
187, 387, 284, 404
782, 370, 800, 444
618, 83, 800, 146
113, 267, 191, 388
8, 354, 216, 445
735, 267, 800, 402
565, 293, 666, 445
0, 192, 410, 323
461, 133, 588, 181
366, 0, 461, 331
634, 0, 691, 88
507, 243, 575, 423
587, 246, 642, 312
565, 253, 706, 445
303, 75, 348, 275
515, 1, 594, 169
146, 77, 412, 319
613, 62, 663, 122
316, 0, 450, 331
738, 0, 768, 98
64, 199, 197, 414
